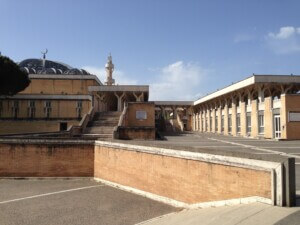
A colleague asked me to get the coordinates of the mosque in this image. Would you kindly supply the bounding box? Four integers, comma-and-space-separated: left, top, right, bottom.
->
1, 53, 300, 140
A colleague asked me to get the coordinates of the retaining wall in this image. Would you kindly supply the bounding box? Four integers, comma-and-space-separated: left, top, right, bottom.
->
0, 140, 94, 177
0, 138, 295, 207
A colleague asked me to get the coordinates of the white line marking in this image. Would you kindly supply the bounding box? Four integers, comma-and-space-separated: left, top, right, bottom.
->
207, 138, 300, 159
0, 184, 104, 205
295, 163, 300, 165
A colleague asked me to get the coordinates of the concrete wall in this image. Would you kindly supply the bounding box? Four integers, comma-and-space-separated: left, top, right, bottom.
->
282, 95, 300, 139
94, 143, 272, 205
20, 79, 99, 95
0, 120, 80, 135
0, 139, 294, 207
124, 102, 155, 127
0, 141, 94, 177
118, 102, 155, 140
0, 99, 90, 119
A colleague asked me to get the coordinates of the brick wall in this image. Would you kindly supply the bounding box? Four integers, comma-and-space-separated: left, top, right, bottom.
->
0, 143, 94, 177
94, 145, 272, 204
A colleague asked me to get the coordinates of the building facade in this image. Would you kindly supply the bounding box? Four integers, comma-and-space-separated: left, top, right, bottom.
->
192, 75, 300, 140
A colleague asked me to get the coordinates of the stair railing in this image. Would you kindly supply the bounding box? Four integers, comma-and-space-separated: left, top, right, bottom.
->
113, 102, 128, 139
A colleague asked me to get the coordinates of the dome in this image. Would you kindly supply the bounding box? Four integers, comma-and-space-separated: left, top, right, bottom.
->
18, 58, 90, 75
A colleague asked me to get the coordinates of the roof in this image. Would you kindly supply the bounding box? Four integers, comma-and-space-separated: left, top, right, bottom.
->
194, 75, 300, 105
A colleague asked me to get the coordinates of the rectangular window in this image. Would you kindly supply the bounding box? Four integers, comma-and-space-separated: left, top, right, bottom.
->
221, 115, 224, 132
0, 101, 2, 117
28, 100, 36, 118
44, 101, 51, 118
12, 100, 19, 118
237, 113, 241, 133
77, 100, 83, 119
246, 112, 251, 134
258, 111, 264, 134
228, 114, 232, 133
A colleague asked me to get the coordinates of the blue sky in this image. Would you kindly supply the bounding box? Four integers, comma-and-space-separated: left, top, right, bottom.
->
1, 0, 300, 100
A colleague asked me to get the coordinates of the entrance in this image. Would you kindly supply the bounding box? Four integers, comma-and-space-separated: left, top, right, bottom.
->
274, 114, 281, 139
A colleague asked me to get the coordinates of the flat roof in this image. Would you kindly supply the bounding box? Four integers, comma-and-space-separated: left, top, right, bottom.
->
88, 85, 149, 92
154, 101, 194, 106
194, 75, 300, 106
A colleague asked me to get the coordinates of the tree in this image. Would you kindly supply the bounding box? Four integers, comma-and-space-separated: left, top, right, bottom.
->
0, 55, 30, 96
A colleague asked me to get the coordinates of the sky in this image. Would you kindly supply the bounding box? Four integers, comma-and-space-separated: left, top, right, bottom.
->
1, 0, 300, 100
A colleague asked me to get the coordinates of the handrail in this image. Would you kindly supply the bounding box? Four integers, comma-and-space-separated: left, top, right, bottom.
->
113, 103, 128, 139
68, 106, 95, 135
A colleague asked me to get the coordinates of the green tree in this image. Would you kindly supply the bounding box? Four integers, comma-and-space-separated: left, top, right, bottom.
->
0, 55, 30, 96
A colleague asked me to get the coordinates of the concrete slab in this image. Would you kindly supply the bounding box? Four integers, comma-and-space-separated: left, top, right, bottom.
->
139, 203, 300, 225
0, 179, 178, 225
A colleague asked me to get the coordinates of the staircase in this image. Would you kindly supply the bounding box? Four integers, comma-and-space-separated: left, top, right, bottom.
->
83, 111, 121, 139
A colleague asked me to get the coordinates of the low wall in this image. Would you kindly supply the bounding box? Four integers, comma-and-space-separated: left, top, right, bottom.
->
94, 141, 294, 207
0, 140, 94, 177
118, 127, 155, 140
0, 138, 295, 207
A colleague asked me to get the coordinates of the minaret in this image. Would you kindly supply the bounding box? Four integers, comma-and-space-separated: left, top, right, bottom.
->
105, 54, 115, 85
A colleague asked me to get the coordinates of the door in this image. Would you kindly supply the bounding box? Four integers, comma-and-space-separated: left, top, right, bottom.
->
274, 115, 281, 139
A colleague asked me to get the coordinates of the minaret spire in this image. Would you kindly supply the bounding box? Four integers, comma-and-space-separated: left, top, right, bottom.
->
105, 53, 115, 85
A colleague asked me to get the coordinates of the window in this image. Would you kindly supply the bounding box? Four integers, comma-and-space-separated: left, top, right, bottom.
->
44, 101, 51, 118
258, 111, 264, 134
0, 101, 2, 117
77, 100, 82, 119
236, 113, 241, 133
228, 114, 232, 133
12, 100, 19, 118
215, 116, 218, 131
28, 100, 36, 118
246, 113, 251, 134
60, 122, 67, 131
221, 115, 224, 132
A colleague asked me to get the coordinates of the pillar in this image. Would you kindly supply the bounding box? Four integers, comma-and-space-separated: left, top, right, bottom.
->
212, 108, 216, 133
281, 94, 287, 139
217, 105, 222, 133
207, 108, 211, 132
264, 97, 273, 139
251, 99, 258, 138
231, 100, 237, 136
114, 92, 125, 112
240, 100, 247, 136
224, 101, 229, 135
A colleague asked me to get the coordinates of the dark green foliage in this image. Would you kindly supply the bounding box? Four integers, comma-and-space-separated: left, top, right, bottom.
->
0, 56, 30, 96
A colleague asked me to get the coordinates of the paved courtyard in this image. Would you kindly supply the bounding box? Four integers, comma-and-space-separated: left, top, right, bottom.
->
0, 179, 178, 225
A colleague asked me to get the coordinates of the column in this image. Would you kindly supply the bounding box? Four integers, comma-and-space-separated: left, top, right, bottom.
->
251, 99, 258, 138
264, 97, 273, 139
114, 92, 125, 112
224, 101, 229, 135
212, 108, 216, 133
240, 100, 247, 136
231, 99, 237, 136
217, 105, 222, 133
207, 108, 211, 132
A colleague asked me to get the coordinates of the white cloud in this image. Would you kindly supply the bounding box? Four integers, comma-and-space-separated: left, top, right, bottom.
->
82, 66, 137, 85
266, 26, 300, 54
268, 26, 296, 39
149, 61, 210, 101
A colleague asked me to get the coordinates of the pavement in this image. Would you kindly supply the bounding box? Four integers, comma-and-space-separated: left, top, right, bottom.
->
0, 179, 178, 225
139, 202, 300, 225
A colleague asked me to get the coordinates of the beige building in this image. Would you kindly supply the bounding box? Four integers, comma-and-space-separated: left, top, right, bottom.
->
0, 55, 149, 135
192, 75, 300, 140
